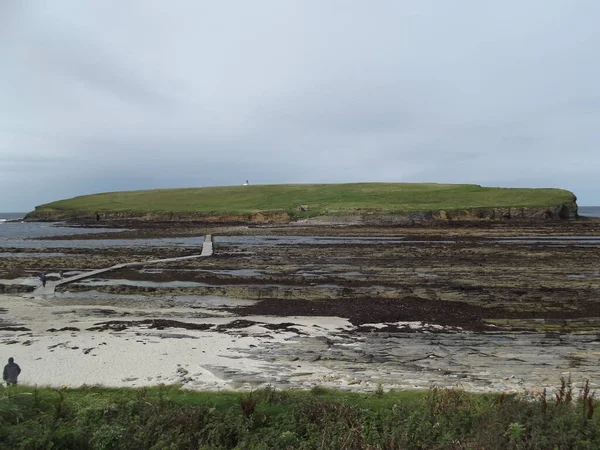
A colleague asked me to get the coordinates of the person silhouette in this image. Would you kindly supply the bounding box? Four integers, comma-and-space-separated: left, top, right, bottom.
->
3, 357, 21, 386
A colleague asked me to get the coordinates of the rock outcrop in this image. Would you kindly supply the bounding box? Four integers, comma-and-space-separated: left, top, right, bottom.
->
0, 283, 35, 294
25, 210, 292, 224
25, 199, 578, 225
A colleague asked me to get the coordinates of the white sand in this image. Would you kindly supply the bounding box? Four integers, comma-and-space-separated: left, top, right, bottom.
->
3, 293, 597, 395
0, 294, 352, 390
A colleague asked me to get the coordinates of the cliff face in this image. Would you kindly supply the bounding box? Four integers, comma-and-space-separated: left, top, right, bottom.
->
25, 210, 293, 224
291, 203, 578, 226
365, 203, 578, 225
25, 201, 578, 225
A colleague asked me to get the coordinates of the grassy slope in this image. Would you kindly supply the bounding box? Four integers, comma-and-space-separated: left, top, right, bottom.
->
1, 385, 598, 449
31, 183, 575, 216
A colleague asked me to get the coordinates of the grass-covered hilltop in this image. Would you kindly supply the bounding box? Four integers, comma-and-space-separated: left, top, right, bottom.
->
26, 182, 578, 223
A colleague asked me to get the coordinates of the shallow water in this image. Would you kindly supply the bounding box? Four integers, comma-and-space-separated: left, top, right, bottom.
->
76, 279, 211, 288
171, 295, 257, 307
0, 277, 40, 286
0, 252, 73, 258
70, 278, 330, 290
203, 269, 265, 277
0, 221, 123, 239
216, 236, 407, 245
51, 291, 258, 308
492, 236, 600, 244
0, 236, 205, 249
0, 220, 204, 249
494, 236, 600, 240
53, 290, 153, 302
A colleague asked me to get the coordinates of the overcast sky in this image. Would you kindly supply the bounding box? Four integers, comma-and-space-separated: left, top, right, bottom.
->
2, 1, 599, 210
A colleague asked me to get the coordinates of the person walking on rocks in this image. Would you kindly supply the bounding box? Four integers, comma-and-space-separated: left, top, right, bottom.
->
39, 273, 47, 287
3, 357, 21, 386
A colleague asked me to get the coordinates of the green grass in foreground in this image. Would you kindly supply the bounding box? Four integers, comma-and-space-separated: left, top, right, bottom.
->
30, 183, 575, 217
1, 381, 598, 449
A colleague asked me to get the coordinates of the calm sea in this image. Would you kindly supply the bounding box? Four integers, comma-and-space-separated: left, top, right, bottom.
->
0, 212, 26, 221
0, 212, 206, 248
579, 206, 600, 218
0, 212, 121, 241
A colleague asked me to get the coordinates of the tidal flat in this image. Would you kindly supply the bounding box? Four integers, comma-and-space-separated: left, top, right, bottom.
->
1, 219, 600, 394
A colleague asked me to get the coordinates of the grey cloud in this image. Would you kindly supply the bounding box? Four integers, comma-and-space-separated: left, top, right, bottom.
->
38, 41, 172, 109
1, 0, 600, 211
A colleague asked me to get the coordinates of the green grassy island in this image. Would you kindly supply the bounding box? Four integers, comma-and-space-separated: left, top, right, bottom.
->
26, 183, 578, 223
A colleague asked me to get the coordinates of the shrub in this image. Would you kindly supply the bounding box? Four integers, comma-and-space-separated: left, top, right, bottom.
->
1, 382, 599, 449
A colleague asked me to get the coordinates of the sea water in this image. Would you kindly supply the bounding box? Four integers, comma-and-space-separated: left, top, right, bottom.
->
0, 212, 26, 222
0, 213, 204, 248
579, 206, 600, 217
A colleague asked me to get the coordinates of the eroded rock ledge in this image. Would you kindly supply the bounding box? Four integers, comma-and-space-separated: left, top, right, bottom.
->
25, 201, 578, 225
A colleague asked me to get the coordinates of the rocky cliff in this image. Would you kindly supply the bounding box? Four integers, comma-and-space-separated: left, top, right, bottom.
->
25, 200, 578, 225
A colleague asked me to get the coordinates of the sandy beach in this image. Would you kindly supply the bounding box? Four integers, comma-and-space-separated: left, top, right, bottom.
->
3, 290, 600, 395
0, 293, 357, 390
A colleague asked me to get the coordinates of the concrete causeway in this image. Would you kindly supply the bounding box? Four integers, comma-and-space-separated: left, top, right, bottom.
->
33, 235, 213, 296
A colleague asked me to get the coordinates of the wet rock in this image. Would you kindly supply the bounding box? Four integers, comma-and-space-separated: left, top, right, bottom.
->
263, 322, 296, 330
216, 320, 258, 330
0, 326, 31, 332
88, 319, 213, 332
157, 333, 198, 339
0, 283, 35, 293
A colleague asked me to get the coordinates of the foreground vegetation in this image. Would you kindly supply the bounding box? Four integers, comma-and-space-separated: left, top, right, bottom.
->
1, 380, 598, 449
28, 183, 575, 218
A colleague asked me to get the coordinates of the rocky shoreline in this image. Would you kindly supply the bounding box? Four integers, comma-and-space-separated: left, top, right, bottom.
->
2, 293, 599, 394
24, 199, 579, 225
